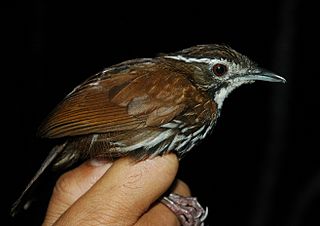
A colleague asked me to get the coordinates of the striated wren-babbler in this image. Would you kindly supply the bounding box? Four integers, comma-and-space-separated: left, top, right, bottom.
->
11, 44, 285, 225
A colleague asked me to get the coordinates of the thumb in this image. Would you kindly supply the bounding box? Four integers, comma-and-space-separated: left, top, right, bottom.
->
55, 154, 179, 226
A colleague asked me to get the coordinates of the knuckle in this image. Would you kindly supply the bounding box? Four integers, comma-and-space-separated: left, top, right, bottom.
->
54, 171, 74, 195
52, 171, 80, 202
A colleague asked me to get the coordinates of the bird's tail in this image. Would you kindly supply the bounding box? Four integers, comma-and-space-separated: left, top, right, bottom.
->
10, 142, 67, 217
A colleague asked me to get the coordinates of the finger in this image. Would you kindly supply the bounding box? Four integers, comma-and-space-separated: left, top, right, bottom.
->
55, 153, 179, 226
43, 160, 113, 226
136, 179, 191, 226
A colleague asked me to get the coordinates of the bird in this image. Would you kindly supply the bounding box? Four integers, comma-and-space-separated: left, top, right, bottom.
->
11, 44, 286, 225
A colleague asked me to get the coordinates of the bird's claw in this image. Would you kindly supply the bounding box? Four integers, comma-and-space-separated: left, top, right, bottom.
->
161, 193, 208, 226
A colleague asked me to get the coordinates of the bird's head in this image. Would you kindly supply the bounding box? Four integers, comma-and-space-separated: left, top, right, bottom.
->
164, 44, 286, 109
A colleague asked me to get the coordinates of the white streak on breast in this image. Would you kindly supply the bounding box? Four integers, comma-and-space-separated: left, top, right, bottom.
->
192, 125, 206, 137
161, 122, 179, 129
89, 134, 99, 150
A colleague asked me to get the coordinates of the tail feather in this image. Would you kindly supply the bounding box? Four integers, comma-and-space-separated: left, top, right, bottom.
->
10, 142, 67, 217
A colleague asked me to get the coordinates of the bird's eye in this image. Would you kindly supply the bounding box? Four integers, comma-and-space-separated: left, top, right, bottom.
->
211, 64, 228, 77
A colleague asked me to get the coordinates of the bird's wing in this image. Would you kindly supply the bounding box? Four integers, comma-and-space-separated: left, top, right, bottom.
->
39, 59, 200, 138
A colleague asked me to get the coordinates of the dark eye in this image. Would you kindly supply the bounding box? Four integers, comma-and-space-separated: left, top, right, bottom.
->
211, 64, 228, 77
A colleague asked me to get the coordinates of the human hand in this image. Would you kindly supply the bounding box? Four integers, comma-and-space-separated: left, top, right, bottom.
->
42, 154, 190, 226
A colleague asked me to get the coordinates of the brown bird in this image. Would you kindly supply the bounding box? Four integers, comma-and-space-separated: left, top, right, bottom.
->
11, 44, 285, 225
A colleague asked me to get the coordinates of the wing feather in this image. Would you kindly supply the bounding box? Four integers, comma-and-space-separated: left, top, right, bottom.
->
39, 59, 201, 139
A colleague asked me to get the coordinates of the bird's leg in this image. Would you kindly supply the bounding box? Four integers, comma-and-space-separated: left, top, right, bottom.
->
161, 193, 208, 226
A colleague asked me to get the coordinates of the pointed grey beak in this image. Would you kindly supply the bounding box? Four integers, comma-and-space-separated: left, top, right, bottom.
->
244, 68, 286, 83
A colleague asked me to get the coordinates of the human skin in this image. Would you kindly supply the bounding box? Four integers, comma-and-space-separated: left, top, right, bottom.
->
42, 154, 190, 226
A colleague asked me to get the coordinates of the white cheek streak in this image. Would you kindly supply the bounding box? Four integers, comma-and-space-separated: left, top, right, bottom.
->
214, 80, 248, 109
214, 86, 231, 109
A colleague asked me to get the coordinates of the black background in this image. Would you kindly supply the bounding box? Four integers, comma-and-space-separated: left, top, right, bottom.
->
2, 0, 320, 225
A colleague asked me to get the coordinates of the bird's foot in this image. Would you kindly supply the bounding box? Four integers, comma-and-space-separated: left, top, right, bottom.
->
161, 193, 208, 226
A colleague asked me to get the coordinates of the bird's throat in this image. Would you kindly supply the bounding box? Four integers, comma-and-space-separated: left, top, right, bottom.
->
213, 81, 251, 110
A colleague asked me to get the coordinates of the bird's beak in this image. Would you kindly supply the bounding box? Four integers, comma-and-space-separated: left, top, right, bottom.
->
242, 68, 286, 83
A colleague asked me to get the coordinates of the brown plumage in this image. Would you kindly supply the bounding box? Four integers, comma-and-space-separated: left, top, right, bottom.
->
39, 57, 217, 166
11, 44, 285, 224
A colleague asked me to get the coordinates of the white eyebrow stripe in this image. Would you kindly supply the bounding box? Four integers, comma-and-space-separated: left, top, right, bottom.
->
165, 55, 243, 74
164, 55, 213, 64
